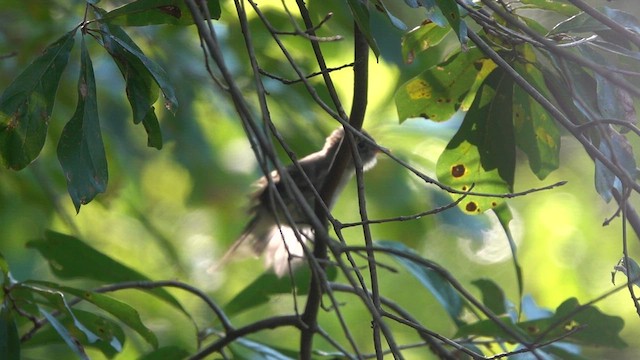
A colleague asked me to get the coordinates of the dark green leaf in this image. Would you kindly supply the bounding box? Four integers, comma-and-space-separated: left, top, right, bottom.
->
0, 252, 9, 285
434, 0, 467, 43
103, 0, 221, 26
376, 240, 464, 325
0, 30, 75, 169
455, 316, 525, 340
57, 38, 108, 213
436, 70, 515, 214
98, 20, 160, 124
223, 265, 337, 318
401, 21, 452, 64
346, 0, 381, 58
96, 18, 163, 148
613, 256, 640, 287
513, 46, 560, 180
396, 48, 496, 122
142, 108, 163, 149
27, 280, 158, 349
372, 0, 407, 30
520, 298, 626, 348
472, 279, 507, 316
26, 309, 125, 359
26, 231, 186, 315
0, 305, 20, 360
39, 308, 90, 360
107, 32, 178, 114
139, 346, 190, 360
229, 337, 295, 360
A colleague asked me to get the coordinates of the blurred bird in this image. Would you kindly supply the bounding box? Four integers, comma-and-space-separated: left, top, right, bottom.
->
220, 127, 379, 276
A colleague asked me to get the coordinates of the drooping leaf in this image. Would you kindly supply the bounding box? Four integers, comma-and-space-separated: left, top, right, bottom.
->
436, 70, 515, 214
106, 32, 178, 114
513, 46, 560, 180
223, 265, 337, 318
401, 21, 452, 64
26, 231, 187, 315
27, 280, 158, 349
434, 0, 467, 44
612, 256, 640, 287
472, 279, 507, 316
346, 0, 381, 58
0, 305, 20, 360
39, 308, 90, 360
103, 0, 221, 26
0, 30, 75, 169
96, 16, 163, 149
376, 240, 465, 325
18, 284, 100, 345
372, 0, 407, 30
396, 47, 496, 122
26, 309, 125, 359
57, 37, 108, 213
403, 0, 447, 30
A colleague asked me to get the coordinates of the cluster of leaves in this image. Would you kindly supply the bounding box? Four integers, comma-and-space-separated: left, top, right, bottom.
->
395, 0, 639, 216
0, 0, 220, 212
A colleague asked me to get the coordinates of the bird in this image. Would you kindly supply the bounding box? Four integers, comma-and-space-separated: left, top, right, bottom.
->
219, 127, 379, 277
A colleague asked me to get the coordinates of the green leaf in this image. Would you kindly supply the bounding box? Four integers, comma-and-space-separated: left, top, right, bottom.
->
103, 0, 221, 26
26, 309, 125, 359
97, 18, 163, 149
520, 298, 626, 348
513, 46, 560, 180
26, 231, 186, 315
223, 265, 337, 318
471, 279, 507, 316
395, 48, 496, 122
401, 21, 452, 65
39, 308, 90, 360
229, 337, 295, 360
0, 305, 20, 360
0, 252, 10, 285
27, 280, 158, 349
613, 256, 640, 287
139, 346, 190, 360
372, 0, 407, 30
436, 70, 515, 214
142, 108, 163, 149
0, 30, 75, 169
107, 32, 178, 114
434, 0, 467, 44
455, 315, 524, 340
376, 240, 464, 325
57, 38, 108, 213
346, 0, 381, 58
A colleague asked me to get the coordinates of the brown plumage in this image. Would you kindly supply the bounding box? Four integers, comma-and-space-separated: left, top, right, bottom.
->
220, 127, 379, 276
